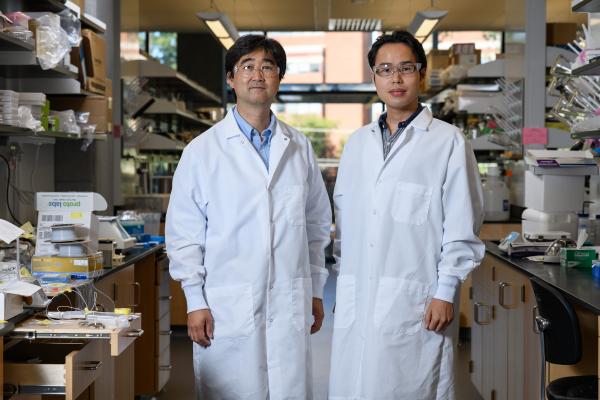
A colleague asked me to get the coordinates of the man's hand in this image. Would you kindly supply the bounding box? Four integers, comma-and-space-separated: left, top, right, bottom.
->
424, 299, 454, 332
311, 298, 324, 334
188, 309, 214, 347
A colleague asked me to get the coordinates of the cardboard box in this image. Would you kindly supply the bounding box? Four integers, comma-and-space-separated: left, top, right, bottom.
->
426, 49, 449, 70
0, 293, 23, 320
81, 29, 106, 78
32, 252, 104, 274
35, 192, 107, 257
50, 96, 110, 132
560, 248, 596, 268
450, 50, 481, 66
450, 43, 475, 55
547, 23, 578, 46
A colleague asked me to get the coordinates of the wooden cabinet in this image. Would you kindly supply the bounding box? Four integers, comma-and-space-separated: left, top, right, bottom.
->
470, 254, 540, 400
134, 251, 171, 396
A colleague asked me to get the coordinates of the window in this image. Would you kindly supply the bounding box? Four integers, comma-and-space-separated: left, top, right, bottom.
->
437, 31, 502, 63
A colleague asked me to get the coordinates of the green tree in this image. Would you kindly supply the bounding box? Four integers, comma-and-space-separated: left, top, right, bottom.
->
150, 32, 177, 70
280, 114, 338, 158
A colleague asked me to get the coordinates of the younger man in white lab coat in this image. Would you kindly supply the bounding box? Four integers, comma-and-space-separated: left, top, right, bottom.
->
166, 35, 331, 399
329, 31, 485, 400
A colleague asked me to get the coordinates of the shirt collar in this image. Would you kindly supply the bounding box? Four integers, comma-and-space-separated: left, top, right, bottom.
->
378, 103, 424, 133
232, 106, 276, 140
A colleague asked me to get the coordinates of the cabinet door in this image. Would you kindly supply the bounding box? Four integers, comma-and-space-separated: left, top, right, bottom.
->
471, 256, 495, 399
481, 258, 497, 400
93, 265, 136, 310
502, 264, 527, 400
523, 279, 542, 400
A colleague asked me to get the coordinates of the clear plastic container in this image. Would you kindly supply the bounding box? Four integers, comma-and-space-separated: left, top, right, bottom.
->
483, 165, 510, 221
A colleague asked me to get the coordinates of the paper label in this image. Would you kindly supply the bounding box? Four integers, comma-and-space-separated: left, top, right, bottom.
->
522, 127, 548, 145
0, 219, 24, 244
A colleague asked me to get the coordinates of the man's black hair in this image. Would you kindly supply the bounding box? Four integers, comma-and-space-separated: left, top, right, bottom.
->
367, 31, 427, 72
225, 34, 286, 80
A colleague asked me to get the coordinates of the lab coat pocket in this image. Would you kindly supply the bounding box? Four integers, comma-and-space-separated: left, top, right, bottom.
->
373, 277, 429, 336
285, 185, 306, 226
333, 275, 356, 330
291, 277, 312, 332
391, 181, 433, 225
205, 284, 255, 339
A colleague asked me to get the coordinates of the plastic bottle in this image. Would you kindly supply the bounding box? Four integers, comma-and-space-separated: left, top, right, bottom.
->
483, 165, 510, 221
578, 213, 591, 245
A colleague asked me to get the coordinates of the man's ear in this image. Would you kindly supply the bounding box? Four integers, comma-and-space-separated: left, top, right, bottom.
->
226, 72, 234, 89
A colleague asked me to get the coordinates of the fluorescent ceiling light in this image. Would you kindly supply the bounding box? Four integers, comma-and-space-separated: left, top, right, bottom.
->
408, 10, 447, 42
197, 12, 240, 49
219, 37, 235, 50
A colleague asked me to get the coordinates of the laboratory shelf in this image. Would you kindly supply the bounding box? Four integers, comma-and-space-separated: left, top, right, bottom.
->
0, 32, 35, 52
572, 0, 600, 12
572, 58, 600, 76
80, 13, 107, 33
122, 59, 222, 106
23, 0, 81, 15
570, 130, 600, 140
145, 99, 215, 127
0, 124, 107, 141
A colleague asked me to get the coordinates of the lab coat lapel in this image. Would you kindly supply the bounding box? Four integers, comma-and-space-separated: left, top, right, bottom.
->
267, 121, 290, 186
376, 107, 433, 179
219, 111, 269, 178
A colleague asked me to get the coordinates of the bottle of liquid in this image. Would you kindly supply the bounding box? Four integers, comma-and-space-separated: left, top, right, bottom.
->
577, 213, 591, 245
483, 165, 510, 221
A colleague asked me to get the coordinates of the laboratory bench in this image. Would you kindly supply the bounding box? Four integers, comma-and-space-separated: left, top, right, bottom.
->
470, 241, 600, 400
0, 244, 171, 400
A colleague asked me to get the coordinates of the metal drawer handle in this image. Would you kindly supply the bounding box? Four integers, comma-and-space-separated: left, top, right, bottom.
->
160, 295, 173, 301
125, 329, 144, 337
79, 361, 102, 371
160, 330, 173, 336
129, 282, 141, 308
159, 365, 173, 371
532, 306, 540, 334
473, 302, 491, 325
498, 282, 513, 308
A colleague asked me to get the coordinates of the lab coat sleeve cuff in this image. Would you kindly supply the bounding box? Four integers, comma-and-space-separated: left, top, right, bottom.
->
433, 275, 460, 303
311, 269, 328, 299
182, 282, 208, 313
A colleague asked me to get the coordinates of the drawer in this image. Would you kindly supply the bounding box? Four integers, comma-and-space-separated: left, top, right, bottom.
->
4, 339, 103, 400
159, 270, 170, 298
157, 313, 171, 354
157, 346, 171, 391
158, 295, 172, 320
11, 314, 144, 357
111, 315, 144, 356
156, 253, 169, 285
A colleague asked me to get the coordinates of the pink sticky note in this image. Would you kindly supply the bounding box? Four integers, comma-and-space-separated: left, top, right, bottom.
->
522, 127, 548, 145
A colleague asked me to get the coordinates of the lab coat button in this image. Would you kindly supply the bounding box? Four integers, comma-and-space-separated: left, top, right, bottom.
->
372, 210, 377, 215
369, 243, 374, 248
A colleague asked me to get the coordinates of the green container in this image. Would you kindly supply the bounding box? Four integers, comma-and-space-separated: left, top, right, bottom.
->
559, 248, 596, 268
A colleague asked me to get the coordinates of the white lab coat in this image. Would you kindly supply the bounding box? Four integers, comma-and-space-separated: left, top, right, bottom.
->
166, 111, 331, 400
329, 108, 485, 400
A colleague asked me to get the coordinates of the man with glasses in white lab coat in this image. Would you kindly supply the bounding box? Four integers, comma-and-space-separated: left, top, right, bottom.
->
166, 34, 331, 399
329, 31, 485, 400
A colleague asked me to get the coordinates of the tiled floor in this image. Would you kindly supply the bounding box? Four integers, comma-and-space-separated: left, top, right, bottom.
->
157, 274, 482, 400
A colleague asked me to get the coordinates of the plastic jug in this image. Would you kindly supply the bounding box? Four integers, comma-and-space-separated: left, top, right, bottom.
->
483, 165, 510, 221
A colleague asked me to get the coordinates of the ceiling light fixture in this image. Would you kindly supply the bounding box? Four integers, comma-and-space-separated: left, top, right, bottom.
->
407, 0, 447, 43
197, 12, 240, 50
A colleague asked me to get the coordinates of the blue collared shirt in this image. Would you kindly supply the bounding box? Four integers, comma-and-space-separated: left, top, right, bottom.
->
232, 106, 276, 170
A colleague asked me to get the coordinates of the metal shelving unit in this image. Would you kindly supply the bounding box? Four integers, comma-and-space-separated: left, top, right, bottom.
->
122, 59, 222, 106
572, 0, 600, 12
144, 99, 215, 127
572, 58, 600, 76
0, 124, 107, 141
0, 33, 35, 52
80, 13, 107, 33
